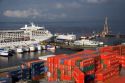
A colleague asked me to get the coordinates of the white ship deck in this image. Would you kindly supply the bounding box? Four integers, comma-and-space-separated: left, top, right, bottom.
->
0, 30, 24, 32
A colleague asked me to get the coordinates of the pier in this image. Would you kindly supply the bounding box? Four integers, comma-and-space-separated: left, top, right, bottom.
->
0, 41, 39, 48
42, 41, 100, 51
105, 34, 125, 38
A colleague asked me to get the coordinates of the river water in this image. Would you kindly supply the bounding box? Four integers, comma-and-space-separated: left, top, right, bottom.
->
0, 48, 77, 68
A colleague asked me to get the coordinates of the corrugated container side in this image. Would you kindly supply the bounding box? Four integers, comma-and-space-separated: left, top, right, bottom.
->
32, 74, 45, 81
0, 77, 12, 83
73, 67, 84, 83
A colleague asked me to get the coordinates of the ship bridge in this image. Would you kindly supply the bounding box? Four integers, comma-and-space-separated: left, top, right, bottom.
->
20, 23, 44, 31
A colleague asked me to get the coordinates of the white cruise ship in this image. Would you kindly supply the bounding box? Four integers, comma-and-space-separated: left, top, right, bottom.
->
0, 23, 53, 48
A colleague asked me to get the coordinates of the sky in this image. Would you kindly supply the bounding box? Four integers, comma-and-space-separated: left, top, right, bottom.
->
0, 0, 125, 22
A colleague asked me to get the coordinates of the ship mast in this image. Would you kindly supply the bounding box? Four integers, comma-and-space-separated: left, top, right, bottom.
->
101, 17, 109, 37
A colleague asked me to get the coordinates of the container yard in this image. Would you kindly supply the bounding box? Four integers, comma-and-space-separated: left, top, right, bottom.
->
0, 45, 125, 83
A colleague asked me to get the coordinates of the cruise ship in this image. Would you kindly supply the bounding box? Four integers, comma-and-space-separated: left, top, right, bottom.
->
0, 23, 53, 48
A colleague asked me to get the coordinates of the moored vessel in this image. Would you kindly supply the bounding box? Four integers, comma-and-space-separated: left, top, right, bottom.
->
16, 47, 24, 53
0, 23, 53, 48
73, 39, 104, 46
29, 45, 36, 52
0, 48, 13, 56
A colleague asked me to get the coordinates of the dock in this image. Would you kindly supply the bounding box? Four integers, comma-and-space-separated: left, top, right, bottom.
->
105, 34, 125, 38
41, 41, 100, 51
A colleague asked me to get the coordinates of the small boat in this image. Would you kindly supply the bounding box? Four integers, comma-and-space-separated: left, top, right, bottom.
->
0, 48, 12, 56
34, 44, 42, 51
41, 45, 46, 50
23, 46, 30, 52
16, 47, 24, 53
0, 51, 9, 56
46, 45, 56, 51
29, 45, 36, 52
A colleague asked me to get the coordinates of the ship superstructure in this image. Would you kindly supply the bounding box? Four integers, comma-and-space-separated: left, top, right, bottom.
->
0, 23, 53, 47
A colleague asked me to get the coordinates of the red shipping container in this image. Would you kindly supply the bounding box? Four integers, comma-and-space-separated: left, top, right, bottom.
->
76, 79, 84, 83
85, 70, 95, 75
122, 64, 125, 68
64, 59, 76, 66
60, 74, 72, 81
59, 64, 65, 70
48, 76, 57, 81
73, 68, 84, 83
32, 74, 45, 81
95, 64, 102, 72
53, 54, 68, 65
73, 67, 84, 80
83, 50, 96, 54
80, 58, 94, 67
48, 66, 54, 72
95, 67, 118, 82
47, 57, 54, 63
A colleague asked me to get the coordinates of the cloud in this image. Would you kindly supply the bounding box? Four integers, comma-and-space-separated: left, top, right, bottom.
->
56, 3, 64, 9
80, 0, 109, 4
3, 9, 40, 18
3, 8, 67, 20
55, 2, 82, 9
87, 0, 107, 3
68, 2, 82, 8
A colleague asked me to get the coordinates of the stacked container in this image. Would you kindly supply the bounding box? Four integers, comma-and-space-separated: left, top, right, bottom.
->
30, 61, 45, 80
0, 77, 12, 83
95, 52, 120, 82
80, 58, 95, 81
117, 56, 125, 68
47, 50, 101, 83
21, 59, 46, 81
47, 54, 68, 81
72, 67, 84, 83
0, 72, 12, 83
22, 68, 31, 80
9, 66, 22, 82
95, 68, 117, 82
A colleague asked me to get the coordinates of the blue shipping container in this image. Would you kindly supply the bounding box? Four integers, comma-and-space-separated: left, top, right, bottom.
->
0, 77, 12, 83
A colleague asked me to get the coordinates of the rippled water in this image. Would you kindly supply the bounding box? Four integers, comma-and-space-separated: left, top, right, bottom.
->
0, 48, 76, 68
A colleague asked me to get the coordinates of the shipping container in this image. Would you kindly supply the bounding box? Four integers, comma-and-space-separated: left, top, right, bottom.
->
0, 77, 12, 83
21, 59, 44, 69
73, 67, 84, 83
